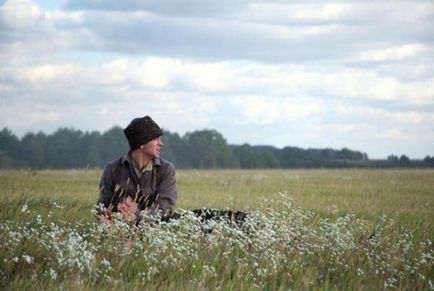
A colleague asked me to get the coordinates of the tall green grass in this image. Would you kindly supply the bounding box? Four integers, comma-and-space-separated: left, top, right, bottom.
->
1, 169, 433, 289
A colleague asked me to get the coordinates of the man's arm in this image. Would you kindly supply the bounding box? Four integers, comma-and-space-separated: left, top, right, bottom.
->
95, 163, 116, 223
97, 163, 115, 208
153, 162, 177, 216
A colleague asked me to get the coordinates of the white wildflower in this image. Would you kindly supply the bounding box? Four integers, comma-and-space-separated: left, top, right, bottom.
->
102, 257, 111, 270
22, 255, 34, 264
49, 268, 57, 280
21, 204, 29, 213
53, 202, 65, 209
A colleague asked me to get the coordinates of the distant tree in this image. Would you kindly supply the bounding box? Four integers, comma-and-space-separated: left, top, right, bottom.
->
423, 155, 434, 167
387, 155, 399, 166
161, 130, 191, 168
0, 126, 420, 169
82, 131, 103, 167
21, 132, 46, 168
280, 147, 306, 168
0, 150, 15, 168
185, 130, 239, 168
0, 128, 21, 160
254, 146, 280, 168
45, 128, 84, 168
98, 126, 129, 164
232, 144, 260, 168
339, 148, 368, 160
399, 155, 410, 166
258, 151, 279, 168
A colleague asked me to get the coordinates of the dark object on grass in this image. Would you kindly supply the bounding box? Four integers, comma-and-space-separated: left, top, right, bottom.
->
161, 208, 249, 225
368, 233, 377, 241
192, 208, 249, 225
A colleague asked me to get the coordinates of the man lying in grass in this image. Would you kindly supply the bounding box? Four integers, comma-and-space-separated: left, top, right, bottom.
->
95, 115, 177, 224
95, 115, 248, 225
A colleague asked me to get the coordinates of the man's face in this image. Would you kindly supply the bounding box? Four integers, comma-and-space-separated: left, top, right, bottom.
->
141, 136, 163, 159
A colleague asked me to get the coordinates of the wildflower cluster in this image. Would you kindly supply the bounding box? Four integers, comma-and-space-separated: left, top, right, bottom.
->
1, 193, 432, 289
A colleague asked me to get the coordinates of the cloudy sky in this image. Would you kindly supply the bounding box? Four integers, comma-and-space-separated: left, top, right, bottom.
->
1, 0, 433, 159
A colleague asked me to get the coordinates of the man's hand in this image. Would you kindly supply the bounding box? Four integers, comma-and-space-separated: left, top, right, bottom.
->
118, 196, 139, 222
95, 207, 112, 224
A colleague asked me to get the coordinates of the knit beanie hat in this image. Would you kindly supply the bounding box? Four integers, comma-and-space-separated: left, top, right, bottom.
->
123, 116, 163, 150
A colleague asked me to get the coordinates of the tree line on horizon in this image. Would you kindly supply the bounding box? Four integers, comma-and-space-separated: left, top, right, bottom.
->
0, 127, 433, 169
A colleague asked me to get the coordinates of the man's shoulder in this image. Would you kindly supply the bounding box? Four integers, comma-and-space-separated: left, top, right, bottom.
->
104, 156, 126, 171
156, 157, 175, 171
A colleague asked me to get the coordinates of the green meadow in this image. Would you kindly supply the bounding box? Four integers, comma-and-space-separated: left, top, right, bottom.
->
1, 169, 433, 289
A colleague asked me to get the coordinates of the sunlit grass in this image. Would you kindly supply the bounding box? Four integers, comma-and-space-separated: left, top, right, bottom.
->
177, 169, 434, 220
0, 169, 433, 289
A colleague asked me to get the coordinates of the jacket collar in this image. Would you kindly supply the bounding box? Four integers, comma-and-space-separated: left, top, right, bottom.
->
121, 151, 161, 167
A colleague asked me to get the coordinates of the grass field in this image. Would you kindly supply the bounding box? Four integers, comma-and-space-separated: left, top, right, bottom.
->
1, 169, 433, 289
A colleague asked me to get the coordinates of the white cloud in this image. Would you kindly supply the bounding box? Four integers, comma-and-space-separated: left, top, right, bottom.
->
331, 124, 359, 134
91, 58, 235, 92
135, 58, 172, 89
0, 0, 45, 29
97, 59, 132, 86
99, 106, 108, 114
2, 0, 433, 68
290, 3, 346, 22
334, 104, 434, 126
385, 129, 405, 138
394, 111, 434, 124
232, 96, 322, 124
0, 106, 60, 128
357, 44, 430, 62
22, 63, 81, 84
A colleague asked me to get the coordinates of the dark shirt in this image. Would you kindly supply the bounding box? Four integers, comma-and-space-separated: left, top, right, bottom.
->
97, 153, 177, 216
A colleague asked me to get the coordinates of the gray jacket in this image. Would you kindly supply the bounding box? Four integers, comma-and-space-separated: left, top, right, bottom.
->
97, 154, 177, 216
